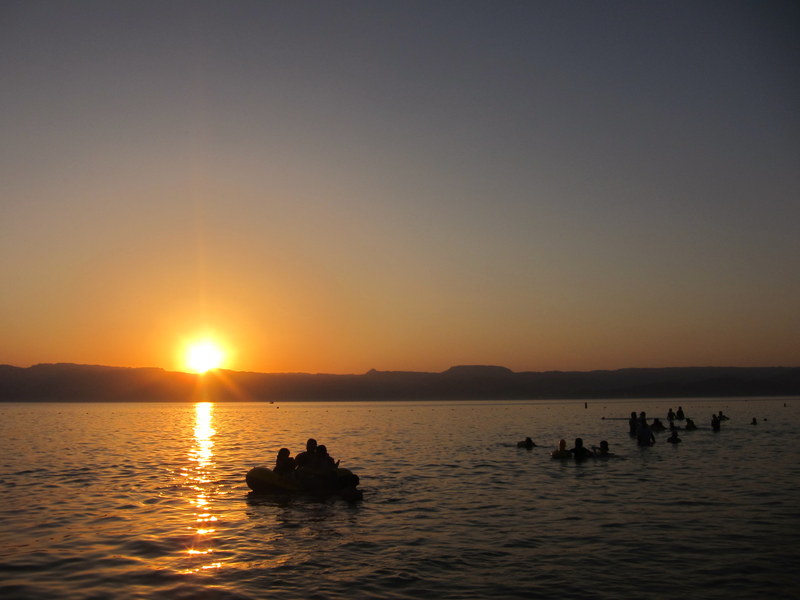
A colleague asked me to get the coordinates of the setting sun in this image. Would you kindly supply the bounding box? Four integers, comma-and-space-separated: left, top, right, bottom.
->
185, 342, 225, 374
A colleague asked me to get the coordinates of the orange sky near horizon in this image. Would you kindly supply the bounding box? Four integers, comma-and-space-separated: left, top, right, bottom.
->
1, 3, 798, 375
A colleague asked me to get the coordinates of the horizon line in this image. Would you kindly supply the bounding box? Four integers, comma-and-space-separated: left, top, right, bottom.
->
3, 361, 799, 378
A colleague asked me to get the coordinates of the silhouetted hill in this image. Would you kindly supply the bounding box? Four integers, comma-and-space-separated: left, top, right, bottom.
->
0, 363, 798, 402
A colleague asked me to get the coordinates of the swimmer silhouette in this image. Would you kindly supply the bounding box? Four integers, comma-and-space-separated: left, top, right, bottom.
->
570, 438, 594, 460
551, 439, 571, 459
593, 440, 614, 457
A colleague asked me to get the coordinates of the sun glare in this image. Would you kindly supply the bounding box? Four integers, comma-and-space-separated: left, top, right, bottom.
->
186, 342, 225, 374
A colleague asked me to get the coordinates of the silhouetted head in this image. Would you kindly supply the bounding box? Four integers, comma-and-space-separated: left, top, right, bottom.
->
278, 447, 290, 458
575, 438, 584, 447
600, 441, 609, 450
306, 438, 317, 452
559, 439, 567, 451
317, 444, 328, 456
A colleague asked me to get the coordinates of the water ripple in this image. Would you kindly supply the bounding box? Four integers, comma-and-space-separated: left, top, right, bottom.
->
1, 399, 799, 599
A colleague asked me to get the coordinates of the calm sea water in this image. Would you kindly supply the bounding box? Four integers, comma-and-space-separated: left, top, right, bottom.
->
1, 398, 799, 599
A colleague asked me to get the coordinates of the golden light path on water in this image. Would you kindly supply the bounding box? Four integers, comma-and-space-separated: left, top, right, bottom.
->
183, 402, 221, 572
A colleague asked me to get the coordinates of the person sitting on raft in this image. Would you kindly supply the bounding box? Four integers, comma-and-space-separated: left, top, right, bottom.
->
300, 444, 339, 486
570, 438, 594, 460
667, 408, 676, 421
684, 418, 697, 431
651, 418, 666, 431
294, 438, 317, 469
667, 430, 681, 444
314, 444, 339, 470
517, 437, 536, 449
676, 406, 685, 420
273, 448, 296, 479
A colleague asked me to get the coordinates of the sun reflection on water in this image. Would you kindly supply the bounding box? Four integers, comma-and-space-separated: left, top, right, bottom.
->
183, 402, 221, 573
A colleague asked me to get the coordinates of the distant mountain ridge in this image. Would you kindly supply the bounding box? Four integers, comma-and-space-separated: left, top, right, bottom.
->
1, 363, 798, 402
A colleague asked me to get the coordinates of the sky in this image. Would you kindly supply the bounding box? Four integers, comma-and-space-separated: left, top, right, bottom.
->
1, 1, 799, 374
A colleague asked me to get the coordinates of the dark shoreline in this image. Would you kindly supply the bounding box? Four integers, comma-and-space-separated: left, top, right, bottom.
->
1, 363, 798, 402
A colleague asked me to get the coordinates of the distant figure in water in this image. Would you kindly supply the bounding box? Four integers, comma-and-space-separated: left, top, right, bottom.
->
593, 440, 613, 457
651, 418, 666, 432
273, 448, 296, 478
676, 406, 685, 420
685, 418, 697, 431
711, 414, 721, 431
552, 439, 572, 458
751, 417, 758, 425
629, 412, 638, 436
717, 411, 729, 421
637, 420, 656, 446
667, 408, 676, 422
667, 430, 682, 444
570, 437, 594, 460
517, 437, 536, 449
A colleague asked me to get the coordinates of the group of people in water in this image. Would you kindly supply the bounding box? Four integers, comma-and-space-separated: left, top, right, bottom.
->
521, 436, 614, 460
629, 407, 735, 444
518, 405, 755, 460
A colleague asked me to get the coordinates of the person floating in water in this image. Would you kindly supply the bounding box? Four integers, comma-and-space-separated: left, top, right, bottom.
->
667, 430, 682, 444
711, 414, 721, 431
676, 406, 685, 420
273, 447, 296, 478
517, 437, 536, 449
684, 418, 697, 431
570, 437, 594, 460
